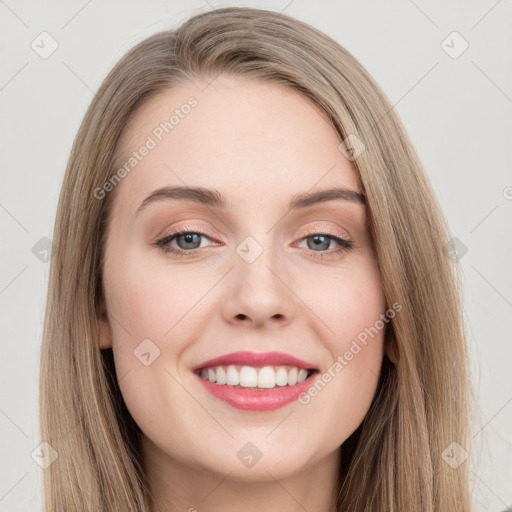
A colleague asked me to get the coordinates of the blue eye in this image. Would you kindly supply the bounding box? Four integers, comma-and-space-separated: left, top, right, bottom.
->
295, 233, 353, 260
154, 229, 353, 260
155, 230, 214, 255
299, 234, 351, 251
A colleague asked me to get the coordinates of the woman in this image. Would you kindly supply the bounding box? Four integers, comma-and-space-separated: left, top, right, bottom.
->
40, 6, 474, 511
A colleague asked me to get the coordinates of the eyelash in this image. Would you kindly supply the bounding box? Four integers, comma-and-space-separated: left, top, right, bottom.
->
153, 226, 354, 260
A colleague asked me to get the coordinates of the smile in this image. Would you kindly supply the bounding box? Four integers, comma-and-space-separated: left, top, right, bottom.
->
197, 364, 314, 389
192, 351, 320, 411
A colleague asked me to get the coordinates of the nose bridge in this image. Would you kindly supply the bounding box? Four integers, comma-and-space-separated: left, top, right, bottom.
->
234, 232, 284, 292
222, 231, 295, 327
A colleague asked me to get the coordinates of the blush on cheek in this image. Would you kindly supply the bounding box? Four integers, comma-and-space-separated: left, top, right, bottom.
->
320, 278, 386, 376
107, 256, 170, 340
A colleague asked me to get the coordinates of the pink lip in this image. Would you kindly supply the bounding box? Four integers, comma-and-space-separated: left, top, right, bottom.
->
192, 351, 317, 372
194, 371, 320, 411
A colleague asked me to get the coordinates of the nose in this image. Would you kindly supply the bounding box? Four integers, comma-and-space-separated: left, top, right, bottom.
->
220, 243, 297, 329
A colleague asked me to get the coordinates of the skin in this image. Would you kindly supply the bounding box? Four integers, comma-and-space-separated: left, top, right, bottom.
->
99, 75, 391, 512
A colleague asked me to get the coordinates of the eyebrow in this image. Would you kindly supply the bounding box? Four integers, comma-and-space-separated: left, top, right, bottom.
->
135, 185, 365, 215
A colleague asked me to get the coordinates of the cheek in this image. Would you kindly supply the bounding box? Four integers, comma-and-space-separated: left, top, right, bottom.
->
102, 254, 200, 446
304, 255, 386, 346
295, 258, 386, 437
103, 249, 220, 403
105, 249, 210, 344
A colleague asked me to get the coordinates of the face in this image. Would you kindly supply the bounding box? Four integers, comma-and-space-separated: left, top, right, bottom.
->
99, 75, 389, 484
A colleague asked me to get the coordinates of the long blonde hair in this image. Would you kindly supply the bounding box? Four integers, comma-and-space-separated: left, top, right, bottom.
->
40, 7, 474, 511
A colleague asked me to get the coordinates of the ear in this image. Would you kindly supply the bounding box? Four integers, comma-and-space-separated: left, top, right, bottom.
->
97, 297, 113, 350
384, 331, 399, 364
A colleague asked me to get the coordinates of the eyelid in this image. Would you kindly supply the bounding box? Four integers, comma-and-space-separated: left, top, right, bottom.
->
156, 222, 351, 245
296, 222, 351, 241
292, 226, 354, 255
154, 223, 219, 243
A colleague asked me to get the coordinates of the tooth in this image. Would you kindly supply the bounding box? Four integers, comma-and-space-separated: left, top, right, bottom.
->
200, 365, 310, 388
288, 367, 298, 386
239, 366, 258, 387
275, 367, 288, 386
226, 365, 240, 386
257, 366, 276, 388
216, 366, 226, 385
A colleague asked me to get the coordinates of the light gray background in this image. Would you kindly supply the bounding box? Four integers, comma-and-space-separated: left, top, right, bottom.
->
1, 1, 511, 510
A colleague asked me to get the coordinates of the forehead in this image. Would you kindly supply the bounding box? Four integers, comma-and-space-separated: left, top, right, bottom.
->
110, 75, 361, 220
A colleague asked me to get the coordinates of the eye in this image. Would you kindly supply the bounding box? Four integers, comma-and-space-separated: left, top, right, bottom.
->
154, 227, 218, 255
295, 231, 353, 260
153, 227, 354, 260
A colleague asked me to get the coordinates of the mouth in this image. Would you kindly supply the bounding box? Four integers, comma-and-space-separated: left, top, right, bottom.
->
191, 351, 320, 411
194, 364, 319, 390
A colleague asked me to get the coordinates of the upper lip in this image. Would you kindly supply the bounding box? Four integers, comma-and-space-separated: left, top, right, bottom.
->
192, 351, 318, 372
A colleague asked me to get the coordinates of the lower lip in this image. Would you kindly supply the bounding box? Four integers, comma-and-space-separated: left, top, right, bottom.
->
194, 372, 319, 411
